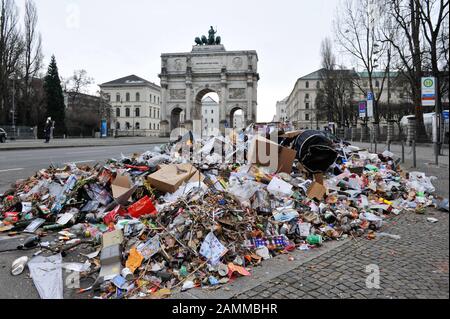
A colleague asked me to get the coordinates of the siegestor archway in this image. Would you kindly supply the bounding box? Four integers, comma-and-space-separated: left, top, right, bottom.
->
159, 40, 259, 137
170, 106, 183, 131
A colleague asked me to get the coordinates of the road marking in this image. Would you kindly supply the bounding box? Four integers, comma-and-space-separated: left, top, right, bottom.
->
0, 168, 24, 173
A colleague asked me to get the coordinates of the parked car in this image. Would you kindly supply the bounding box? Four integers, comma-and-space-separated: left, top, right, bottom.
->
0, 128, 7, 143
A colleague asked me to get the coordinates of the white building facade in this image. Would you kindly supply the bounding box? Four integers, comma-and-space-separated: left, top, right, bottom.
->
99, 75, 161, 137
201, 96, 220, 136
285, 69, 413, 129
274, 97, 288, 122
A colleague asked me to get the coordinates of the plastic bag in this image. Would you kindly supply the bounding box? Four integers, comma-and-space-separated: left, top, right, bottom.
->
28, 254, 63, 299
128, 196, 157, 218
227, 178, 261, 203
407, 172, 436, 194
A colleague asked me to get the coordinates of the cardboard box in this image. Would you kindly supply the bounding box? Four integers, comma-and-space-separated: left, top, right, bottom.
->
313, 173, 324, 185
249, 136, 296, 174
102, 229, 124, 248
111, 173, 132, 199
147, 164, 198, 194
307, 182, 327, 200
188, 171, 205, 183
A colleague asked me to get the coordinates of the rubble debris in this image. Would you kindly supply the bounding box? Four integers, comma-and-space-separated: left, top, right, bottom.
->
0, 130, 441, 299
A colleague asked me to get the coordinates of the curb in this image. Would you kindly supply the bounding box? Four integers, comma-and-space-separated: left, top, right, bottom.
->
0, 139, 170, 151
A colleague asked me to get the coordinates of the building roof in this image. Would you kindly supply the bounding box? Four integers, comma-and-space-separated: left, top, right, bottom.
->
277, 97, 289, 104
100, 75, 160, 89
358, 71, 399, 79
299, 69, 325, 80
202, 96, 219, 104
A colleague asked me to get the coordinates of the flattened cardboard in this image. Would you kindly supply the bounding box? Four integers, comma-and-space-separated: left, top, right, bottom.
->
249, 136, 296, 174
307, 182, 327, 200
147, 164, 198, 194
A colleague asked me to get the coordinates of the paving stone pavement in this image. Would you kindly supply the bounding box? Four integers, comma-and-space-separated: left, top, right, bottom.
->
236, 209, 449, 299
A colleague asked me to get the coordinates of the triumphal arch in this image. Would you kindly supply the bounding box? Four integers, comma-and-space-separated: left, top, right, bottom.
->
159, 27, 259, 136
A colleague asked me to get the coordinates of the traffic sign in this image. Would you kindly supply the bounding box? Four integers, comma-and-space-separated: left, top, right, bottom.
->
443, 111, 449, 120
359, 101, 366, 118
421, 77, 436, 107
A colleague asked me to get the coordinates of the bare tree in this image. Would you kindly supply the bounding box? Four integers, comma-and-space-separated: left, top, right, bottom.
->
64, 70, 93, 94
418, 0, 449, 145
382, 0, 428, 138
19, 0, 43, 126
0, 0, 24, 124
334, 0, 390, 126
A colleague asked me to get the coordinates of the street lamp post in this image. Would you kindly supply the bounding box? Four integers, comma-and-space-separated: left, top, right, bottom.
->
11, 74, 16, 140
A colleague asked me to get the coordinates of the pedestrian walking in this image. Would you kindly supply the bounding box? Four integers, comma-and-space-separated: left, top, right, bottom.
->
44, 117, 52, 143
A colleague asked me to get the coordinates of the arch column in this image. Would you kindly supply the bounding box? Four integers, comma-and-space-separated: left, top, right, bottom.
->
185, 84, 193, 131
247, 77, 254, 126
160, 84, 169, 137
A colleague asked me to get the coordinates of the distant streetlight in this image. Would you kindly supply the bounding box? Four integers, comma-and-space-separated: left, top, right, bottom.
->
11, 73, 17, 141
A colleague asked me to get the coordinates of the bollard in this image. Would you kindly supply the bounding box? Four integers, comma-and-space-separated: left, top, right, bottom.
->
412, 140, 417, 168
401, 141, 405, 164
434, 142, 439, 166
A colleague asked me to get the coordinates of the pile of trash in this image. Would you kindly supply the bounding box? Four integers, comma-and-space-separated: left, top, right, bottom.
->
0, 130, 446, 299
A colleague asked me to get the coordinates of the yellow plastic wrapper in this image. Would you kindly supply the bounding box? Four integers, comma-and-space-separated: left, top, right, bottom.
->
126, 247, 144, 273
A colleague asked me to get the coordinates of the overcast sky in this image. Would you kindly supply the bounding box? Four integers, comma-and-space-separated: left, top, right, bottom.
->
18, 0, 341, 122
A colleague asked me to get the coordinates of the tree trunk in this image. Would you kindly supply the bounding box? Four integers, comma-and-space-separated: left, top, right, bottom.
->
412, 0, 427, 141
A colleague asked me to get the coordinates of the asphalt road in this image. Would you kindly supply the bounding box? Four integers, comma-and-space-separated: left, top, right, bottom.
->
0, 143, 163, 299
0, 143, 162, 194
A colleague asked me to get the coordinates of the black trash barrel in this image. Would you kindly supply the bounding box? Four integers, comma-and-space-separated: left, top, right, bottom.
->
293, 130, 338, 174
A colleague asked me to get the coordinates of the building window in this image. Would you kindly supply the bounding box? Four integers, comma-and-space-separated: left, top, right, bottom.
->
316, 81, 320, 89
211, 118, 214, 124
158, 97, 160, 104
135, 122, 140, 129
375, 80, 380, 88
125, 122, 131, 130
305, 114, 310, 121
116, 108, 120, 117
125, 108, 130, 117
305, 93, 310, 99
205, 118, 208, 124
116, 93, 120, 102
136, 93, 140, 102
157, 109, 160, 118
153, 109, 156, 118
150, 94, 152, 103
399, 92, 404, 99
305, 103, 310, 109
135, 108, 140, 117
126, 93, 130, 102
305, 81, 309, 89
153, 123, 156, 130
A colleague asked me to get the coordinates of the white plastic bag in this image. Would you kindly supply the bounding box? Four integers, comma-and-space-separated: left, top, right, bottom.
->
28, 254, 63, 299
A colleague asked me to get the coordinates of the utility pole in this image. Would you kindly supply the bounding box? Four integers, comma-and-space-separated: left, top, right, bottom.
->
11, 74, 16, 140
